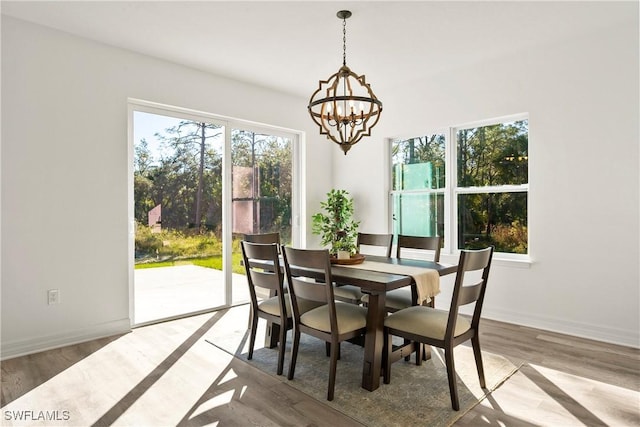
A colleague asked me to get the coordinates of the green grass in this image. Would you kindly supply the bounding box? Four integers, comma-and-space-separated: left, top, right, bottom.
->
135, 253, 245, 274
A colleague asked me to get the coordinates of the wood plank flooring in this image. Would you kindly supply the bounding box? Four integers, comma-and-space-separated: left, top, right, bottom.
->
1, 307, 638, 426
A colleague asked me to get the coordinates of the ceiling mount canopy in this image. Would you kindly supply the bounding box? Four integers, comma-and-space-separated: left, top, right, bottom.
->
307, 10, 383, 155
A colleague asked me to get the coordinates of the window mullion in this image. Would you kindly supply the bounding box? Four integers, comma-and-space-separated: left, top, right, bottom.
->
455, 184, 529, 194
448, 126, 457, 254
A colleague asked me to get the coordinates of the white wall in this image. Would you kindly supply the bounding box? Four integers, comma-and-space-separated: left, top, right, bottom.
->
333, 21, 639, 347
0, 17, 333, 359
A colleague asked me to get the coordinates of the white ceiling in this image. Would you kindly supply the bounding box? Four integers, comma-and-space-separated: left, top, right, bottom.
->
2, 1, 636, 98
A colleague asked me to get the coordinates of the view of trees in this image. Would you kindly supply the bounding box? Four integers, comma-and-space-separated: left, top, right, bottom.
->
135, 121, 223, 232
134, 114, 293, 263
391, 120, 528, 254
457, 120, 528, 253
457, 120, 528, 187
134, 111, 527, 262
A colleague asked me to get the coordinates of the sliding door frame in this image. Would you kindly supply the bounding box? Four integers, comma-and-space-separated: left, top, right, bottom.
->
127, 98, 301, 325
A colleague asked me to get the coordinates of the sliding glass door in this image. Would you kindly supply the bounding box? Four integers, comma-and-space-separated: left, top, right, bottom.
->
129, 102, 297, 325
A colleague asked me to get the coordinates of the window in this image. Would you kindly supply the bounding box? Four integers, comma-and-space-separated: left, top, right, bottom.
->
391, 134, 447, 242
390, 116, 528, 256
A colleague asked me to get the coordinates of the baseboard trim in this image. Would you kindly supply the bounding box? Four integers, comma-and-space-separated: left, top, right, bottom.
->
1, 318, 132, 360
483, 307, 640, 349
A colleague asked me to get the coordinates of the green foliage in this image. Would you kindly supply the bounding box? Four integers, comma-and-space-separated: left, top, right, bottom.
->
135, 224, 164, 255
491, 220, 528, 254
312, 189, 360, 256
463, 221, 528, 254
135, 224, 222, 260
458, 191, 527, 254
457, 120, 528, 187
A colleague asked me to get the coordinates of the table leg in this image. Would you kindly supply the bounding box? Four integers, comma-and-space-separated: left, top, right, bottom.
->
263, 289, 280, 348
362, 292, 385, 391
264, 321, 279, 348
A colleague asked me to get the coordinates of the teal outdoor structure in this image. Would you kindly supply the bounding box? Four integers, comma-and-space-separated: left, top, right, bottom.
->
392, 162, 442, 238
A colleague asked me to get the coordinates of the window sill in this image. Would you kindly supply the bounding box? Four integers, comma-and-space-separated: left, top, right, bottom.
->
440, 253, 532, 269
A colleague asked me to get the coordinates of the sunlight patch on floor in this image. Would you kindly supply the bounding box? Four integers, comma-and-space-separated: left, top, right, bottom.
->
1, 313, 237, 427
218, 369, 239, 386
190, 389, 236, 420
477, 363, 640, 426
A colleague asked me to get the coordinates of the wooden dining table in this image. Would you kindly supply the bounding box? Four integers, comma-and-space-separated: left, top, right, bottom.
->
262, 254, 457, 392
331, 255, 457, 391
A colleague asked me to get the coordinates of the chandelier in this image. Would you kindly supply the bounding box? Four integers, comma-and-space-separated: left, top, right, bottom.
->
307, 10, 383, 155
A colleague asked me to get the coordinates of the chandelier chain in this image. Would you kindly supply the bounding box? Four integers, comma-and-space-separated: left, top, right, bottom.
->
342, 16, 347, 66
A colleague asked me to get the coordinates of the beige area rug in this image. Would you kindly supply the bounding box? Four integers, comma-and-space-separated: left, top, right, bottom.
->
206, 305, 520, 427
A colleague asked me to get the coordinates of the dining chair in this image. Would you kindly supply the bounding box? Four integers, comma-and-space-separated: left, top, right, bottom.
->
283, 246, 368, 401
241, 241, 289, 375
383, 246, 494, 411
362, 235, 442, 311
333, 232, 393, 305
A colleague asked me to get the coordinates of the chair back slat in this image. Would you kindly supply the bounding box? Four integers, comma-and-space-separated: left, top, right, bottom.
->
243, 238, 278, 260
243, 232, 281, 245
289, 277, 329, 303
248, 269, 281, 292
244, 232, 281, 254
357, 233, 393, 257
396, 235, 442, 262
458, 281, 484, 306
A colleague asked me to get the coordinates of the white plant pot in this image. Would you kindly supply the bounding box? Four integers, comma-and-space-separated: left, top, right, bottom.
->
337, 250, 350, 260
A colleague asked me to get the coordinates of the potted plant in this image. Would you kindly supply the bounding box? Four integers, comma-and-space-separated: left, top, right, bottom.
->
312, 189, 360, 259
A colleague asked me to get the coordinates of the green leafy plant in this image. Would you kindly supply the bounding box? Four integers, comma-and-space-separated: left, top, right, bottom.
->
312, 189, 360, 256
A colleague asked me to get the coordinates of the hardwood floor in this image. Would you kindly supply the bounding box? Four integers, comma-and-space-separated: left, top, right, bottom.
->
1, 307, 638, 426
457, 319, 639, 426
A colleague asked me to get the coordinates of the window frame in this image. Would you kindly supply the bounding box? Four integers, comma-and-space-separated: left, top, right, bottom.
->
388, 113, 530, 263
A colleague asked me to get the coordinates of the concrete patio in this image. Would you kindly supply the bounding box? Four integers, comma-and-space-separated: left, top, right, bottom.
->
134, 265, 260, 324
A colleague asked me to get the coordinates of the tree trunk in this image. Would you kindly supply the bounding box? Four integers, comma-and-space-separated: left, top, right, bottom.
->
194, 123, 206, 232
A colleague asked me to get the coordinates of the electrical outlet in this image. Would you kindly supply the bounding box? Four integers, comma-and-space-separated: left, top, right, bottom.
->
47, 289, 60, 305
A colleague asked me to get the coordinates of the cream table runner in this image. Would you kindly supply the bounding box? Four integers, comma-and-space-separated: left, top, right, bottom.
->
341, 260, 440, 304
